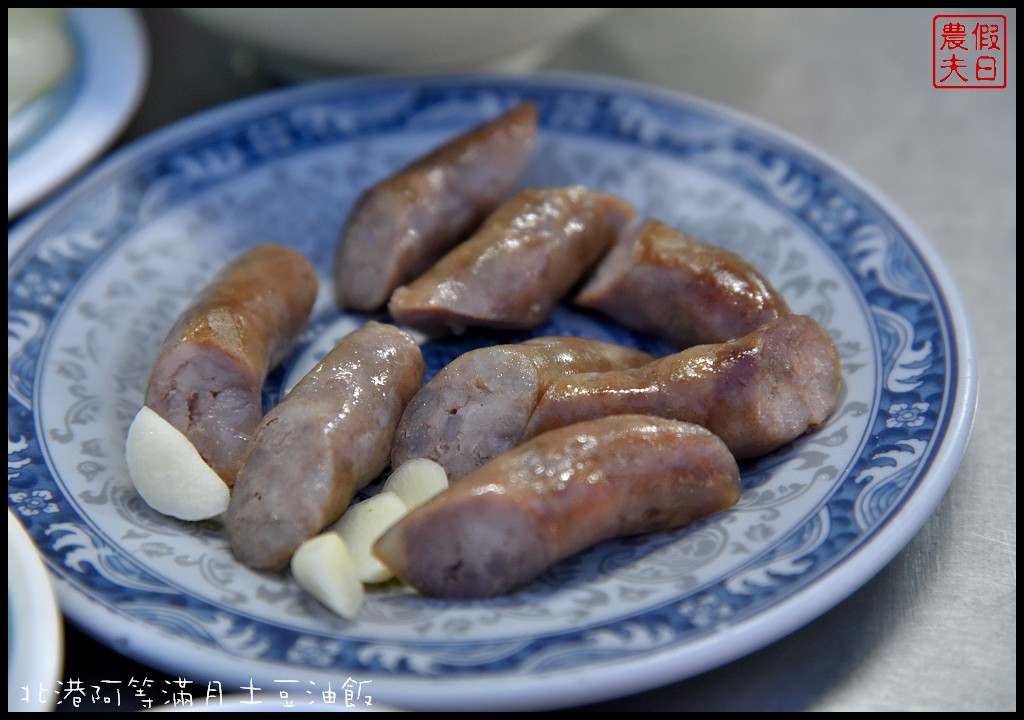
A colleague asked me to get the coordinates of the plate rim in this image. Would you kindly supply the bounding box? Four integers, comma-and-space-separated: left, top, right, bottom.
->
6, 70, 978, 711
7, 509, 64, 712
7, 7, 150, 219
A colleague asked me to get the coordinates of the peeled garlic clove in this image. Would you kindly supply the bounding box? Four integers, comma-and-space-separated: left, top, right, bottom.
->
330, 491, 407, 584
291, 532, 364, 619
382, 458, 449, 510
125, 406, 229, 521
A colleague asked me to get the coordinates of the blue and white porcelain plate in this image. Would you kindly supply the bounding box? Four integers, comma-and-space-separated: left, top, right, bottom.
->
6, 74, 976, 710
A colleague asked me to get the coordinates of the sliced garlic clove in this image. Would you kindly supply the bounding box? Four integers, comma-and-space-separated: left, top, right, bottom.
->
290, 532, 364, 619
382, 458, 449, 510
329, 491, 407, 584
125, 406, 229, 521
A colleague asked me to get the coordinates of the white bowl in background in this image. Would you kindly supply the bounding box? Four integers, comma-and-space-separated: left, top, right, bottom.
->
178, 8, 612, 74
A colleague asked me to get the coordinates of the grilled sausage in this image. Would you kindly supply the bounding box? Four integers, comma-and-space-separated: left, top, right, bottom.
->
523, 314, 841, 460
390, 336, 654, 480
374, 414, 741, 599
387, 186, 634, 336
575, 219, 790, 348
334, 101, 538, 312
144, 244, 317, 485
226, 321, 424, 571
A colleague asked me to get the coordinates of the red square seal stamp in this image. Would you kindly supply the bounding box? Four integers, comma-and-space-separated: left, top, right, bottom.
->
933, 14, 1007, 88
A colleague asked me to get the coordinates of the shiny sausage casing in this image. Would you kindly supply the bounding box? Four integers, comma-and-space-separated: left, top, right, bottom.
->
144, 244, 317, 485
523, 314, 841, 460
226, 321, 424, 571
390, 336, 654, 480
575, 219, 790, 348
387, 186, 634, 336
374, 414, 741, 599
334, 101, 538, 312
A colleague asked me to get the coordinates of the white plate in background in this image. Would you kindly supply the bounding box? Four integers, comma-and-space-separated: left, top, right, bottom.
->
8, 509, 63, 712
7, 8, 148, 219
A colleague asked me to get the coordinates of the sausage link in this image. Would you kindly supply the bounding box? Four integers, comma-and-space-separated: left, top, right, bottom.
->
390, 336, 654, 480
144, 244, 317, 485
387, 186, 634, 336
334, 101, 538, 312
523, 314, 841, 460
374, 414, 741, 599
575, 219, 789, 348
226, 321, 424, 571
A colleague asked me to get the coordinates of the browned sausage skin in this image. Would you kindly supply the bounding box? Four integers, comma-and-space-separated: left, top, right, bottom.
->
374, 414, 741, 599
226, 321, 424, 571
390, 336, 655, 480
144, 244, 317, 486
575, 218, 790, 348
523, 314, 841, 460
387, 186, 634, 336
334, 101, 538, 312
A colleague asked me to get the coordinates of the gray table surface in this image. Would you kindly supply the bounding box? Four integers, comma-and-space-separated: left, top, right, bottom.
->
42, 8, 1015, 712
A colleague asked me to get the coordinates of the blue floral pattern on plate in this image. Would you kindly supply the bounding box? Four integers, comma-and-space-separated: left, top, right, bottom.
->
6, 74, 975, 710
